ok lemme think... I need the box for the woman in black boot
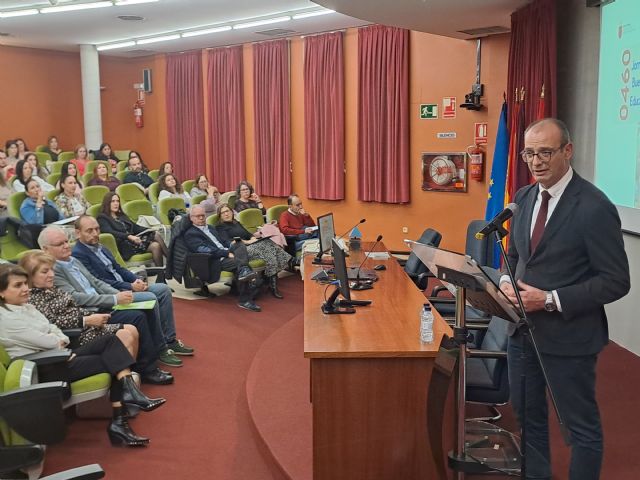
[0,264,166,448]
[216,204,291,299]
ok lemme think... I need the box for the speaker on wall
[143,69,152,93]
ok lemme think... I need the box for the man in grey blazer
[39,226,174,386]
[500,118,630,479]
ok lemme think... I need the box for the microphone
[475,203,519,239]
[336,218,366,241]
[352,234,383,290]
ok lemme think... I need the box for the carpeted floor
[42,275,304,479]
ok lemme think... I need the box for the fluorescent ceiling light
[292,10,335,20]
[41,2,113,14]
[233,16,291,30]
[114,0,159,5]
[136,34,180,45]
[0,9,39,18]
[97,40,136,51]
[182,26,232,38]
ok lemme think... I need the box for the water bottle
[420,303,434,344]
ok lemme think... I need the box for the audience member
[13,159,54,193]
[89,162,120,191]
[279,194,317,251]
[73,215,194,358]
[128,150,149,173]
[216,203,292,299]
[185,205,260,312]
[93,142,119,173]
[43,135,62,162]
[159,161,173,176]
[190,174,221,215]
[20,178,63,225]
[0,263,165,447]
[234,180,265,214]
[57,161,83,194]
[0,167,13,218]
[25,151,49,178]
[158,173,191,208]
[40,226,175,384]
[124,155,154,195]
[71,144,90,175]
[5,140,19,167]
[15,138,27,160]
[97,192,167,267]
[55,174,90,218]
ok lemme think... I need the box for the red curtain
[357,25,410,203]
[253,39,291,197]
[207,46,246,192]
[304,32,345,200]
[506,0,557,195]
[166,51,206,181]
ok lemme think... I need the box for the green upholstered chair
[116,160,128,172]
[48,162,64,174]
[148,169,159,181]
[114,150,130,161]
[148,182,160,204]
[46,190,59,202]
[115,183,146,204]
[57,151,74,163]
[86,204,102,218]
[7,192,26,219]
[115,171,127,182]
[122,199,154,223]
[99,232,152,268]
[157,197,185,225]
[181,180,195,195]
[266,204,289,224]
[206,214,219,226]
[219,191,236,210]
[237,208,264,234]
[34,144,47,153]
[34,151,52,168]
[46,173,60,186]
[0,222,29,262]
[191,193,206,205]
[82,185,109,206]
[82,172,94,185]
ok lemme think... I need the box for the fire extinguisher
[467,144,484,181]
[134,101,144,128]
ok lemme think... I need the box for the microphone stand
[493,229,569,479]
[351,235,382,291]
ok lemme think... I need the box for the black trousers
[219,242,252,303]
[39,335,133,402]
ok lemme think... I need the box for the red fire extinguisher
[134,101,144,128]
[467,145,484,181]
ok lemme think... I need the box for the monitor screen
[331,237,351,301]
[317,213,336,254]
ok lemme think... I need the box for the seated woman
[5,140,19,165]
[190,174,221,215]
[0,263,165,447]
[13,159,54,193]
[158,161,173,176]
[216,203,292,299]
[88,162,120,191]
[97,192,168,267]
[15,138,28,160]
[55,174,90,218]
[25,151,49,178]
[93,142,119,173]
[0,169,14,218]
[234,180,265,214]
[128,150,149,173]
[71,144,90,176]
[20,178,63,224]
[56,161,83,194]
[43,135,62,162]
[158,173,191,208]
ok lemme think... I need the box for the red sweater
[279,209,315,235]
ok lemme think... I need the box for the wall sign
[443,97,457,119]
[474,122,488,145]
[437,132,457,139]
[420,104,438,119]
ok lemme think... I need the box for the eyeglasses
[520,145,565,163]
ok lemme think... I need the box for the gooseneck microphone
[475,203,519,239]
[354,234,383,283]
[335,218,366,241]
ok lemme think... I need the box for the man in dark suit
[184,205,260,312]
[500,118,630,480]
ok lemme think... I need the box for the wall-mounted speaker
[143,68,152,93]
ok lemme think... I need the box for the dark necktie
[530,190,551,254]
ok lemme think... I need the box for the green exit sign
[420,104,438,119]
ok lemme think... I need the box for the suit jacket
[506,172,630,356]
[53,259,119,309]
[184,224,231,259]
[72,241,138,291]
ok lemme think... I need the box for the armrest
[62,329,82,339]
[19,349,71,366]
[467,349,507,359]
[41,464,105,480]
[0,445,44,474]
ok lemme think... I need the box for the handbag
[136,214,169,244]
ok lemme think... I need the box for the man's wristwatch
[544,291,557,312]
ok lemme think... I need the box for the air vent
[255,28,297,37]
[123,49,156,57]
[117,15,145,21]
[0,32,11,37]
[457,26,510,37]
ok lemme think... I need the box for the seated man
[279,194,317,251]
[184,205,261,312]
[123,155,154,196]
[39,225,174,385]
[72,215,194,364]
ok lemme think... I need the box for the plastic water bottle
[420,304,434,344]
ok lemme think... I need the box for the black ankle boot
[269,276,283,299]
[108,407,149,447]
[121,374,166,412]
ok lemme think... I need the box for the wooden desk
[304,242,454,480]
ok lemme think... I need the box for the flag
[485,101,509,269]
[506,88,529,202]
[537,84,546,120]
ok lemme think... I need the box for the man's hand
[228,252,235,258]
[304,227,314,234]
[299,207,307,215]
[131,279,148,292]
[502,280,546,312]
[84,313,110,327]
[116,291,134,304]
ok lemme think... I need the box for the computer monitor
[317,213,335,255]
[331,237,350,301]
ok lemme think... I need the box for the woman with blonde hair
[71,144,90,175]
